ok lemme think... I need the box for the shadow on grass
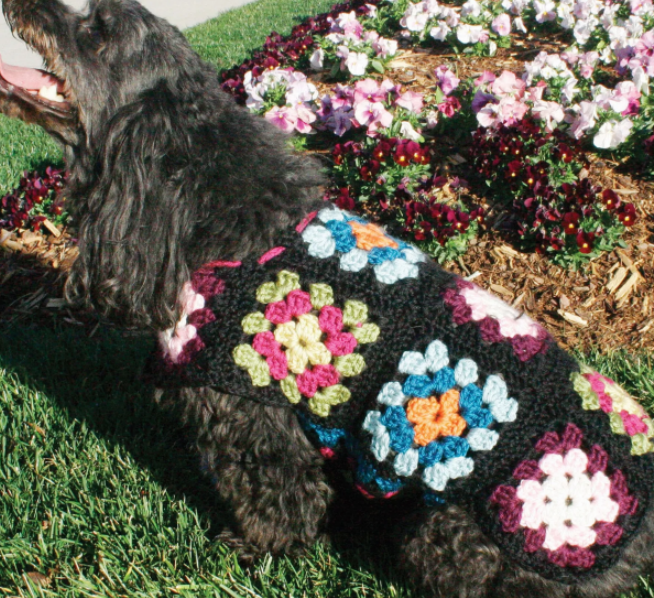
[0,317,413,591]
[0,322,231,536]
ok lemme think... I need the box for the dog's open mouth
[0,53,72,114]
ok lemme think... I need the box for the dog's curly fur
[2,1,653,595]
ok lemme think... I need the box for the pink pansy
[492,13,512,36]
[354,100,389,127]
[456,23,486,44]
[395,90,425,113]
[435,65,460,95]
[491,71,525,98]
[399,2,430,32]
[294,105,317,134]
[615,80,641,102]
[476,102,502,127]
[362,103,394,134]
[568,100,598,139]
[534,0,556,21]
[429,22,451,41]
[380,79,400,96]
[525,82,546,103]
[532,100,565,131]
[353,79,386,104]
[335,11,363,40]
[373,36,398,58]
[461,0,482,17]
[265,106,297,133]
[562,47,581,65]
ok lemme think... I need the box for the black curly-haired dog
[2,1,654,596]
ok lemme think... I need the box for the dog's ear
[66,81,193,329]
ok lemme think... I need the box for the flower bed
[218,0,651,265]
[3,0,652,264]
[1,167,67,233]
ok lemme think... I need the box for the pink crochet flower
[234,272,381,417]
[490,424,637,569]
[319,305,358,356]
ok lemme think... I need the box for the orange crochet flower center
[349,221,399,251]
[406,389,467,446]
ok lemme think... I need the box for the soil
[1,35,652,353]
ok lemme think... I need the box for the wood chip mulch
[1,37,652,354]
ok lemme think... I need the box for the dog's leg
[397,505,504,598]
[159,386,333,562]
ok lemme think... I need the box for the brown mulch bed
[1,39,652,354]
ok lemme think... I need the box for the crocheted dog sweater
[148,206,654,583]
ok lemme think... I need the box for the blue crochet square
[324,219,356,253]
[431,367,456,394]
[403,375,434,398]
[419,442,444,466]
[367,246,403,264]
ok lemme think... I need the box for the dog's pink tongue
[0,54,62,91]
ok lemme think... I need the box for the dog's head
[2,0,202,149]
[1,0,324,329]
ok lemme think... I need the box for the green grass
[0,0,653,596]
[0,325,413,597]
[0,117,61,192]
[0,326,652,597]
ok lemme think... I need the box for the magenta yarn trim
[295,210,318,233]
[442,279,550,362]
[258,246,287,264]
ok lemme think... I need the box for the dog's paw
[214,529,262,565]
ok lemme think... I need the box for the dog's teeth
[38,85,65,103]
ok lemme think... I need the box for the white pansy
[593,119,633,149]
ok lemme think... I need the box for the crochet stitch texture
[148,206,654,583]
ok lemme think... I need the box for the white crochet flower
[516,448,619,550]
